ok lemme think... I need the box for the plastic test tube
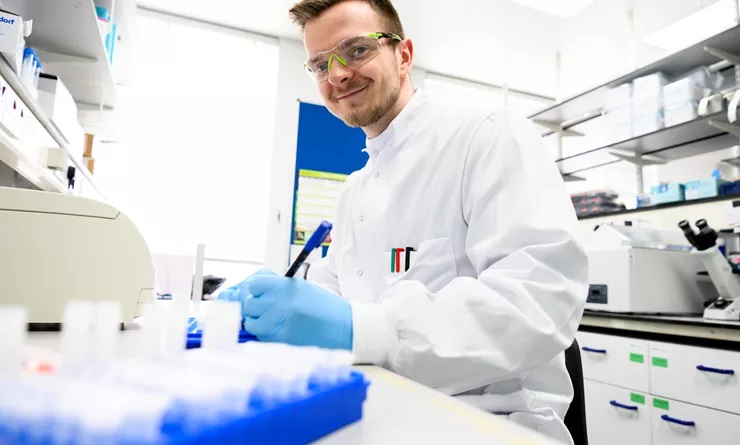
[60,301,95,372]
[138,303,163,360]
[138,301,189,358]
[163,299,189,355]
[201,300,241,351]
[89,301,122,362]
[0,306,28,377]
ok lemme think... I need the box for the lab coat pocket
[385,237,457,292]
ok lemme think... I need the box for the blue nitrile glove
[241,274,352,351]
[217,269,276,324]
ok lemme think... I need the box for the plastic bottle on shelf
[33,57,42,90]
[20,48,39,97]
[20,48,35,83]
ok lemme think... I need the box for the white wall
[264,38,322,272]
[264,38,427,271]
[556,0,730,99]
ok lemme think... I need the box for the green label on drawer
[630,353,645,364]
[630,393,645,404]
[652,357,668,368]
[653,398,670,410]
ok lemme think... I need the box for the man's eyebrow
[308,54,323,65]
[307,37,362,64]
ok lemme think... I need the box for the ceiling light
[506,0,596,18]
[644,0,738,51]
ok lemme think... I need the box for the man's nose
[328,60,353,86]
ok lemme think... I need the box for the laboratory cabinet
[651,396,740,445]
[577,331,650,392]
[577,330,740,445]
[649,341,740,416]
[584,380,652,445]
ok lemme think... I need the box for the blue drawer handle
[697,365,735,375]
[661,414,695,427]
[609,400,638,411]
[581,347,607,354]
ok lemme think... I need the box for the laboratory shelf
[9,0,118,108]
[557,111,739,175]
[530,24,740,130]
[0,54,102,198]
[0,120,66,193]
[577,191,740,221]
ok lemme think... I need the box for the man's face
[303,1,402,128]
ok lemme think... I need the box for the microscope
[679,219,740,321]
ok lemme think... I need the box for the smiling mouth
[337,85,368,100]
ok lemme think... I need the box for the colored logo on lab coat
[390,247,415,273]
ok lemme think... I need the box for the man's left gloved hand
[241,270,353,351]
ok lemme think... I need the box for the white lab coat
[308,88,588,444]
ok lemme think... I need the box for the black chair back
[564,338,588,445]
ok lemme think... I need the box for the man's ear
[398,38,414,77]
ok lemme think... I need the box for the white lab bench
[25,328,559,445]
[577,312,740,445]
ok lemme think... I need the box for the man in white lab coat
[219,0,588,442]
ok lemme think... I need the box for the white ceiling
[135,0,728,98]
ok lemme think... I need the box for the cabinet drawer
[584,380,651,445]
[650,342,740,414]
[651,396,740,444]
[577,331,650,392]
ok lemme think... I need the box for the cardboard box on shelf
[0,10,25,74]
[632,72,668,98]
[649,182,685,204]
[684,178,722,200]
[37,74,80,144]
[663,67,713,108]
[0,88,25,139]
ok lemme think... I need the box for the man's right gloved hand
[217,269,277,324]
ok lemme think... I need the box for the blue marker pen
[285,221,333,277]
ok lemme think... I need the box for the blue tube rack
[185,317,257,349]
[0,371,369,445]
[163,371,369,445]
[178,320,369,444]
[186,330,257,349]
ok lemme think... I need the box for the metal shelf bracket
[729,90,740,123]
[608,150,668,166]
[34,48,97,65]
[534,120,584,159]
[608,149,667,196]
[708,120,740,138]
[561,173,586,182]
[704,46,740,87]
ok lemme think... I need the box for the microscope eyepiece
[679,220,698,248]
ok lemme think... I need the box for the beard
[340,69,401,128]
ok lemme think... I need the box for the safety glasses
[304,32,403,83]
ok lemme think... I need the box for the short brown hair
[289,0,405,39]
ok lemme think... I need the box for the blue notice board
[291,102,368,249]
[295,102,367,175]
